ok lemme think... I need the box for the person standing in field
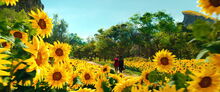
[114,57,119,73]
[119,56,124,73]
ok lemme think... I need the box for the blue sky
[42,0,201,39]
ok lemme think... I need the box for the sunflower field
[1,0,220,92]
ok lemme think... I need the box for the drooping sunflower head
[101,65,110,73]
[141,69,152,85]
[95,77,109,92]
[23,36,49,70]
[153,49,176,71]
[113,78,138,92]
[80,70,95,85]
[0,39,11,49]
[29,9,53,38]
[108,74,121,83]
[10,30,28,43]
[50,41,71,62]
[68,72,78,87]
[198,0,220,15]
[209,54,220,70]
[1,0,19,6]
[45,64,69,89]
[188,70,220,92]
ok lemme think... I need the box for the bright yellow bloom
[108,74,122,83]
[0,39,11,49]
[23,36,49,72]
[154,84,184,92]
[101,65,110,74]
[141,69,152,85]
[50,41,71,63]
[0,48,10,76]
[80,69,95,85]
[188,69,220,92]
[95,77,109,92]
[131,84,150,92]
[29,9,53,38]
[198,0,220,15]
[45,64,69,89]
[153,49,175,72]
[113,77,139,92]
[209,54,220,70]
[1,0,19,6]
[68,72,81,89]
[10,30,28,43]
[71,88,95,92]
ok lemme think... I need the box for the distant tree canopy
[45,11,203,60]
[73,11,202,60]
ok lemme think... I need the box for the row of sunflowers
[0,0,220,92]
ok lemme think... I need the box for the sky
[42,0,201,39]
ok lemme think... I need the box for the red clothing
[114,61,119,67]
[114,58,119,67]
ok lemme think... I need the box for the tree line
[46,11,203,60]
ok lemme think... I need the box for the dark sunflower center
[35,52,43,66]
[210,0,220,7]
[53,72,62,81]
[103,68,107,72]
[13,32,22,39]
[199,77,212,88]
[55,48,64,56]
[2,42,7,47]
[84,73,91,80]
[38,19,47,29]
[160,57,169,65]
[145,73,149,80]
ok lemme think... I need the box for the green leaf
[206,41,220,53]
[173,72,187,89]
[196,49,209,59]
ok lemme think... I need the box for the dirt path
[87,61,138,77]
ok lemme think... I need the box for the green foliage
[0,8,35,37]
[173,72,187,89]
[80,11,202,60]
[190,19,220,59]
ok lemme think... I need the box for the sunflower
[68,72,81,89]
[113,77,139,92]
[0,48,10,76]
[153,49,175,72]
[209,54,220,70]
[131,84,149,92]
[23,36,49,72]
[154,84,184,92]
[0,39,11,49]
[80,69,95,85]
[71,88,95,92]
[198,0,220,15]
[50,41,71,62]
[188,69,220,92]
[10,30,28,43]
[141,69,151,85]
[108,74,121,83]
[101,65,110,74]
[29,9,53,38]
[95,77,109,92]
[1,0,19,6]
[45,64,69,89]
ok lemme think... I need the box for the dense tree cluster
[46,11,203,60]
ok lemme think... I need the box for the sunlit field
[0,0,220,92]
